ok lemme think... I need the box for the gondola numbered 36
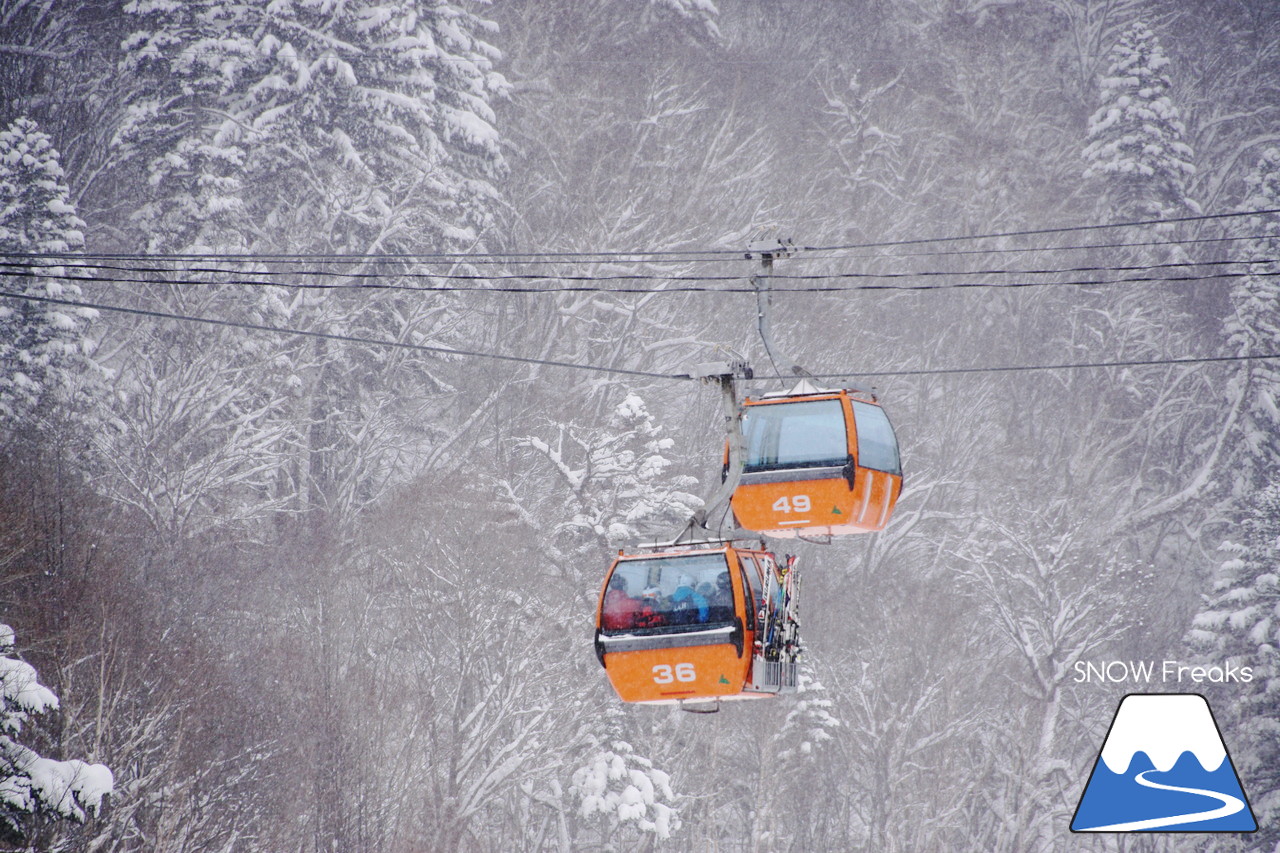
[729,381,902,538]
[594,541,800,706]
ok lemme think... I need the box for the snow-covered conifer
[569,707,682,843]
[117,0,508,254]
[0,624,112,842]
[105,0,512,532]
[514,392,703,561]
[1225,148,1280,491]
[590,393,704,547]
[1190,484,1280,842]
[1185,157,1280,853]
[776,663,841,765]
[1082,22,1199,225]
[0,116,96,426]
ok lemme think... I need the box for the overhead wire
[3,288,1279,383]
[1,258,1277,296]
[747,351,1280,381]
[2,209,1276,384]
[0,228,1267,266]
[0,231,1267,266]
[804,231,1279,263]
[0,289,681,381]
[2,207,1276,265]
[3,253,1279,279]
[803,208,1280,253]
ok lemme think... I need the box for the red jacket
[601,589,643,630]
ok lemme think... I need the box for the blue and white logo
[1072,694,1256,833]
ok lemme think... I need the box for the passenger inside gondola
[707,571,734,622]
[601,575,641,630]
[637,587,665,628]
[668,574,709,625]
[600,553,737,632]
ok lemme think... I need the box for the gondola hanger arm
[746,237,811,379]
[680,359,754,538]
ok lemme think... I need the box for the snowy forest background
[2,0,1280,850]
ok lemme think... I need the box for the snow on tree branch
[570,737,681,841]
[0,624,112,838]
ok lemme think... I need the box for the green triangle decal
[719,675,730,684]
[831,506,843,515]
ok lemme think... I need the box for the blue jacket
[670,585,709,623]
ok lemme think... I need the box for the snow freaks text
[1073,661,1254,684]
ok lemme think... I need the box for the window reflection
[743,399,848,471]
[851,401,901,475]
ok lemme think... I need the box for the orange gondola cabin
[594,542,799,706]
[730,384,902,538]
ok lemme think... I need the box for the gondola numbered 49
[730,382,902,538]
[594,541,800,706]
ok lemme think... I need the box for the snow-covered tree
[1083,21,1199,226]
[1225,148,1280,492]
[956,510,1138,851]
[1182,150,1280,853]
[776,664,840,767]
[0,1,90,123]
[1190,483,1280,848]
[0,623,112,843]
[569,705,682,846]
[1183,156,1280,853]
[1043,0,1150,97]
[98,0,515,542]
[116,0,508,255]
[510,392,703,564]
[0,116,96,426]
[750,662,842,851]
[94,329,298,542]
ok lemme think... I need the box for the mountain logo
[1071,693,1256,833]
